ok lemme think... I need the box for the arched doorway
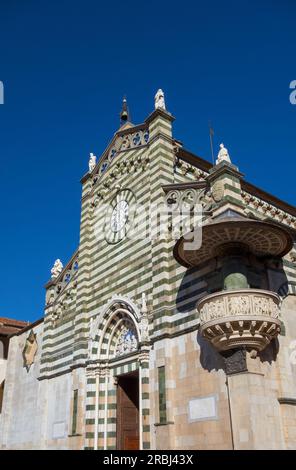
[87,296,150,450]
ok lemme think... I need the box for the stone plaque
[52,421,66,439]
[188,395,217,422]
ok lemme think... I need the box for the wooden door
[116,373,139,450]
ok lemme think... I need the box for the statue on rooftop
[88,152,97,172]
[51,259,63,279]
[154,89,166,110]
[216,143,231,165]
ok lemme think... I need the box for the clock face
[105,189,136,244]
[110,200,129,232]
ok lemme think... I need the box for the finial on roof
[216,143,231,165]
[120,96,130,124]
[154,89,166,110]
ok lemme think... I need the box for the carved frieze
[198,289,281,352]
[165,186,214,213]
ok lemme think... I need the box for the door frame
[116,370,141,450]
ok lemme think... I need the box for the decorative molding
[241,191,296,229]
[164,185,214,214]
[90,154,150,205]
[175,218,293,268]
[89,128,150,185]
[198,289,281,352]
[174,156,209,181]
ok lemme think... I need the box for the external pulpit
[174,216,293,355]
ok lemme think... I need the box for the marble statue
[51,259,63,279]
[216,143,231,165]
[88,152,97,172]
[139,293,149,342]
[155,89,166,110]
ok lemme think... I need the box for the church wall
[0,321,87,450]
[149,331,233,450]
[147,292,296,450]
[0,323,46,449]
[274,295,296,449]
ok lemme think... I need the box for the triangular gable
[90,122,150,182]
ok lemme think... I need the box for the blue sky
[0,0,295,322]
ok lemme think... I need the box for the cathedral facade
[0,92,296,450]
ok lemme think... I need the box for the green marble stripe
[43,324,88,341]
[149,121,172,134]
[86,405,95,410]
[152,313,197,333]
[87,378,96,384]
[72,259,152,295]
[74,242,206,281]
[40,353,87,371]
[106,403,116,409]
[224,183,242,195]
[211,173,240,184]
[85,419,95,425]
[40,349,73,364]
[39,359,73,373]
[79,237,152,269]
[223,195,245,207]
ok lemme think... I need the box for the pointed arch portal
[87,296,150,450]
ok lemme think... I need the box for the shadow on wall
[196,332,225,372]
[197,330,280,374]
[175,261,216,314]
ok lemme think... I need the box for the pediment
[90,123,150,183]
